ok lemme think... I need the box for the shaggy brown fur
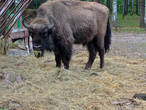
[23,0,111,69]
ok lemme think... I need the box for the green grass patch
[111,14,146,33]
[9,42,18,49]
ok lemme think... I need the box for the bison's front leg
[59,44,72,69]
[54,51,61,68]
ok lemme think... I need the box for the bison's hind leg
[85,41,97,69]
[98,48,105,68]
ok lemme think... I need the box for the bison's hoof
[85,66,91,70]
[64,66,69,70]
[56,65,61,68]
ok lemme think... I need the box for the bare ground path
[109,32,146,59]
[73,32,146,59]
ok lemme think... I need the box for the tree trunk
[123,0,129,17]
[136,0,139,15]
[140,0,145,27]
[113,0,118,30]
[107,0,111,10]
[144,0,146,27]
[130,0,134,15]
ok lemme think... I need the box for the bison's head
[23,16,56,58]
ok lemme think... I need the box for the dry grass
[0,45,146,110]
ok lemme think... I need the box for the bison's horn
[49,16,56,28]
[22,16,31,29]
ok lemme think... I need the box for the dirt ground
[110,32,146,59]
[0,32,146,110]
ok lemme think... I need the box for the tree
[130,0,134,15]
[123,0,129,17]
[107,0,111,10]
[113,0,118,30]
[136,0,139,15]
[140,0,145,27]
[144,0,146,28]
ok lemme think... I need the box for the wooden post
[0,0,9,55]
[3,36,8,55]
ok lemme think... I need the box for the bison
[23,0,111,69]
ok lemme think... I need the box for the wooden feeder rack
[0,0,32,54]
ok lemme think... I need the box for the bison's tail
[104,18,111,53]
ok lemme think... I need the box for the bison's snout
[33,45,44,58]
[34,50,44,58]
